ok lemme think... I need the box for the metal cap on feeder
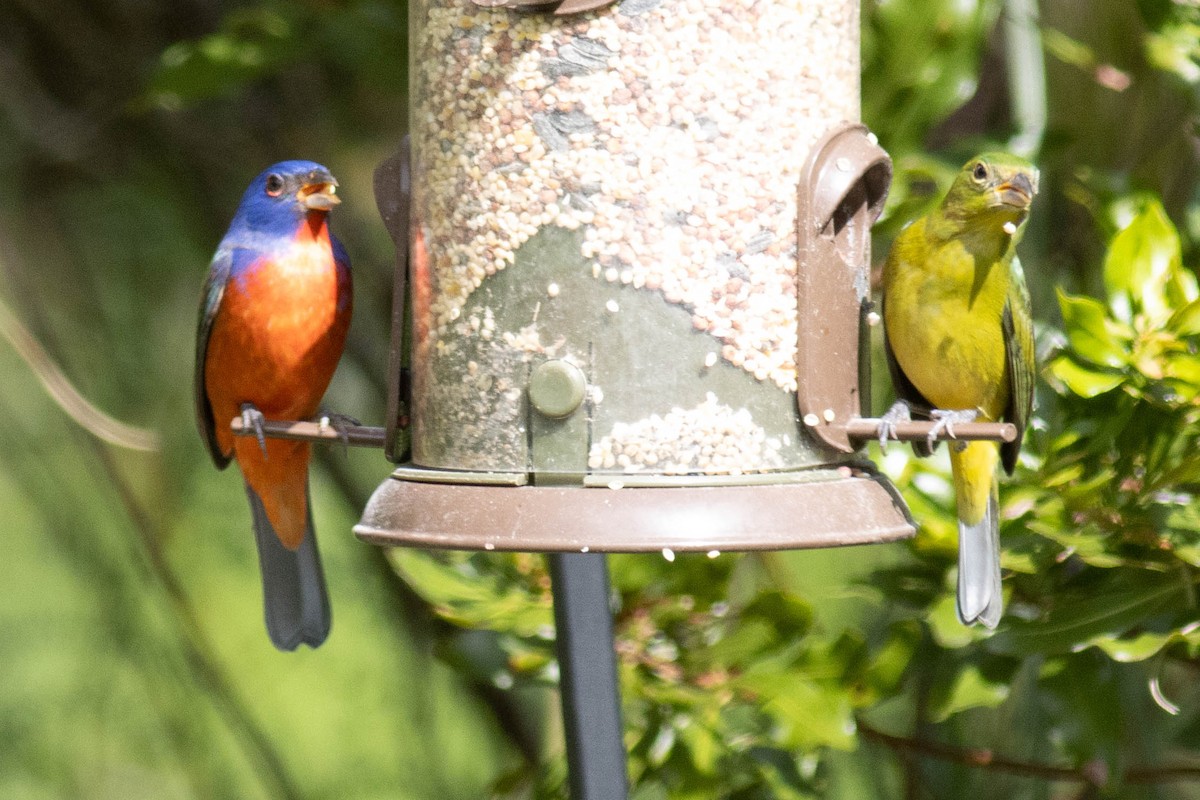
[354,0,924,553]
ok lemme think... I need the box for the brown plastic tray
[353,468,915,553]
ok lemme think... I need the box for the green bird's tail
[951,441,1003,628]
[956,488,1002,627]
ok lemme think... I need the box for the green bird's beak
[994,172,1035,210]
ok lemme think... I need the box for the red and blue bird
[194,161,352,650]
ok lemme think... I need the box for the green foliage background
[4,0,1200,798]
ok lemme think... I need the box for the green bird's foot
[877,399,914,452]
[240,403,268,459]
[927,408,979,448]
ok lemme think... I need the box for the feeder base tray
[354,467,915,553]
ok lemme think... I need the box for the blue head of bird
[231,160,341,236]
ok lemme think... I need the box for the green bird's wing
[1000,256,1035,475]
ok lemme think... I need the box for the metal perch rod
[230,417,1014,449]
[844,418,1018,444]
[230,417,387,448]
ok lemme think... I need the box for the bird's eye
[972,162,989,182]
[265,174,285,197]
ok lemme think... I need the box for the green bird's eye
[972,162,989,182]
[265,174,285,197]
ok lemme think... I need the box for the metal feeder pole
[549,553,629,800]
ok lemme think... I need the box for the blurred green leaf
[989,571,1188,656]
[389,550,553,637]
[1057,288,1132,367]
[144,8,302,105]
[1146,25,1200,84]
[738,672,855,751]
[1166,297,1200,335]
[1045,355,1125,397]
[1103,198,1195,325]
[1041,26,1098,71]
[928,663,1010,722]
[1090,630,1174,662]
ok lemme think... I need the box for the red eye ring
[265,174,285,197]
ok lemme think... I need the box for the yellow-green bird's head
[940,152,1039,232]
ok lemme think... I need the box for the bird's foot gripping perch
[926,408,979,448]
[241,403,268,458]
[877,399,914,452]
[317,411,362,451]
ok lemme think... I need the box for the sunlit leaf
[739,672,856,750]
[1166,298,1200,335]
[143,8,303,105]
[1046,355,1125,397]
[676,719,721,775]
[928,663,1010,722]
[1146,26,1200,84]
[389,550,553,637]
[1057,288,1132,367]
[1091,630,1174,662]
[926,593,978,650]
[989,571,1188,656]
[1103,198,1194,325]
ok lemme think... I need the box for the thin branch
[1126,766,1200,785]
[87,440,306,800]
[858,720,1098,785]
[860,720,1200,787]
[0,295,159,451]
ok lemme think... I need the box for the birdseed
[410,0,859,474]
[586,393,785,475]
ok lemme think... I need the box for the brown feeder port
[342,0,1014,554]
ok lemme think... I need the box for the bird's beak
[995,172,1036,209]
[300,180,341,211]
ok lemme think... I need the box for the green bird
[881,152,1037,628]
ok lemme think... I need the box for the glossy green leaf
[1046,355,1125,397]
[928,664,1010,722]
[1103,198,1194,325]
[926,593,979,650]
[1057,288,1132,367]
[144,9,302,104]
[1090,630,1174,662]
[1166,298,1200,335]
[989,571,1188,656]
[389,550,553,637]
[744,674,856,750]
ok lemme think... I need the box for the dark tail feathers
[245,483,331,650]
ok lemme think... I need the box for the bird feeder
[226,1,1021,796]
[355,0,923,553]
